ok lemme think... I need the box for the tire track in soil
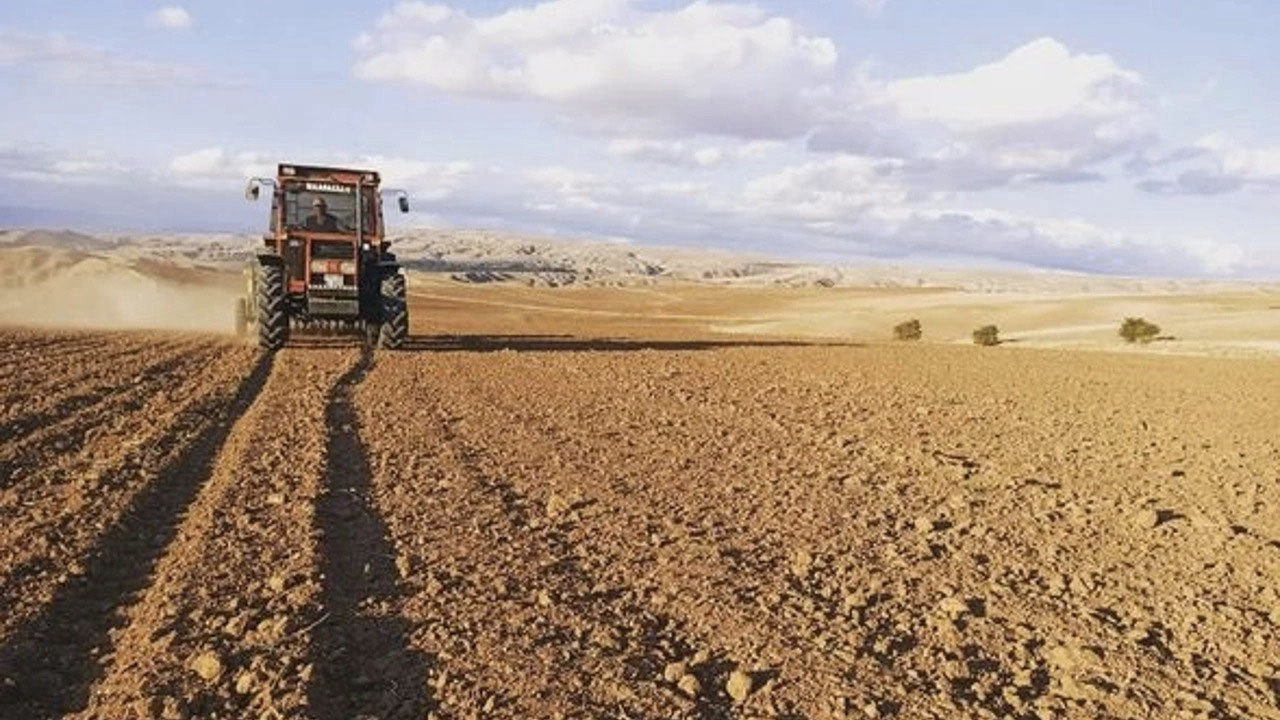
[0,342,254,616]
[0,338,198,431]
[431,391,749,718]
[0,338,217,461]
[0,335,105,376]
[452,354,849,717]
[0,351,275,719]
[307,350,432,720]
[69,348,355,720]
[0,332,122,378]
[0,331,99,357]
[433,413,710,719]
[0,333,155,395]
[358,357,708,720]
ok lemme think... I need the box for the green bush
[1119,317,1160,344]
[972,324,1000,346]
[893,319,922,341]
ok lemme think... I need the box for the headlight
[310,259,357,274]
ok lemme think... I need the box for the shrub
[972,324,1000,346]
[893,319,922,341]
[1119,317,1161,344]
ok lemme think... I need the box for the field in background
[408,276,1280,358]
[2,230,1278,358]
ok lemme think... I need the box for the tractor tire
[233,297,248,339]
[255,261,289,351]
[379,271,408,350]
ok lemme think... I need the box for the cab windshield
[282,183,376,234]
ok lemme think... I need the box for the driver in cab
[304,197,340,232]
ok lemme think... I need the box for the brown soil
[1,287,1278,720]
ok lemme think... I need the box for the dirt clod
[545,494,570,517]
[676,673,701,697]
[190,652,223,683]
[1132,508,1161,528]
[726,669,754,703]
[790,549,814,577]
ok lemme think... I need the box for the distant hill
[0,229,116,251]
[2,227,1278,294]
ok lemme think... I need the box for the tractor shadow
[399,334,859,353]
[269,334,859,353]
[0,352,276,719]
[308,349,433,719]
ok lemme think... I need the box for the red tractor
[239,163,410,350]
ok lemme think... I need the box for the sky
[1,0,1279,276]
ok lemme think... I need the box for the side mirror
[398,195,410,213]
[245,180,260,202]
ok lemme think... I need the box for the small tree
[972,324,1000,346]
[1119,317,1160,344]
[893,319,922,341]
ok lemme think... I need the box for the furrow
[0,349,274,719]
[0,337,221,455]
[71,348,356,720]
[0,341,258,627]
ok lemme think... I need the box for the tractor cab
[239,164,411,350]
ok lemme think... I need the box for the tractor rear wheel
[255,261,289,351]
[379,272,408,350]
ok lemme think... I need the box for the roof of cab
[277,163,380,182]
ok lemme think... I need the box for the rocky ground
[0,299,1278,719]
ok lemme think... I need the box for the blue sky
[1,1,1278,276]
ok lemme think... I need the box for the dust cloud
[0,246,239,333]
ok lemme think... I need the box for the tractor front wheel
[255,261,289,351]
[379,272,408,350]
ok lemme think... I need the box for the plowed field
[1,295,1278,720]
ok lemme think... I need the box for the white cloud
[1138,133,1280,195]
[4,142,1245,275]
[0,144,134,185]
[736,140,786,160]
[166,148,479,204]
[357,156,474,201]
[719,156,1242,275]
[395,150,1247,276]
[813,37,1154,189]
[169,147,272,186]
[741,155,913,220]
[0,30,218,86]
[884,38,1142,131]
[357,9,1154,192]
[148,6,193,30]
[608,138,725,168]
[1199,134,1280,183]
[607,138,786,167]
[877,207,1244,275]
[353,0,839,138]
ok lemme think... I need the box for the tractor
[238,163,410,350]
